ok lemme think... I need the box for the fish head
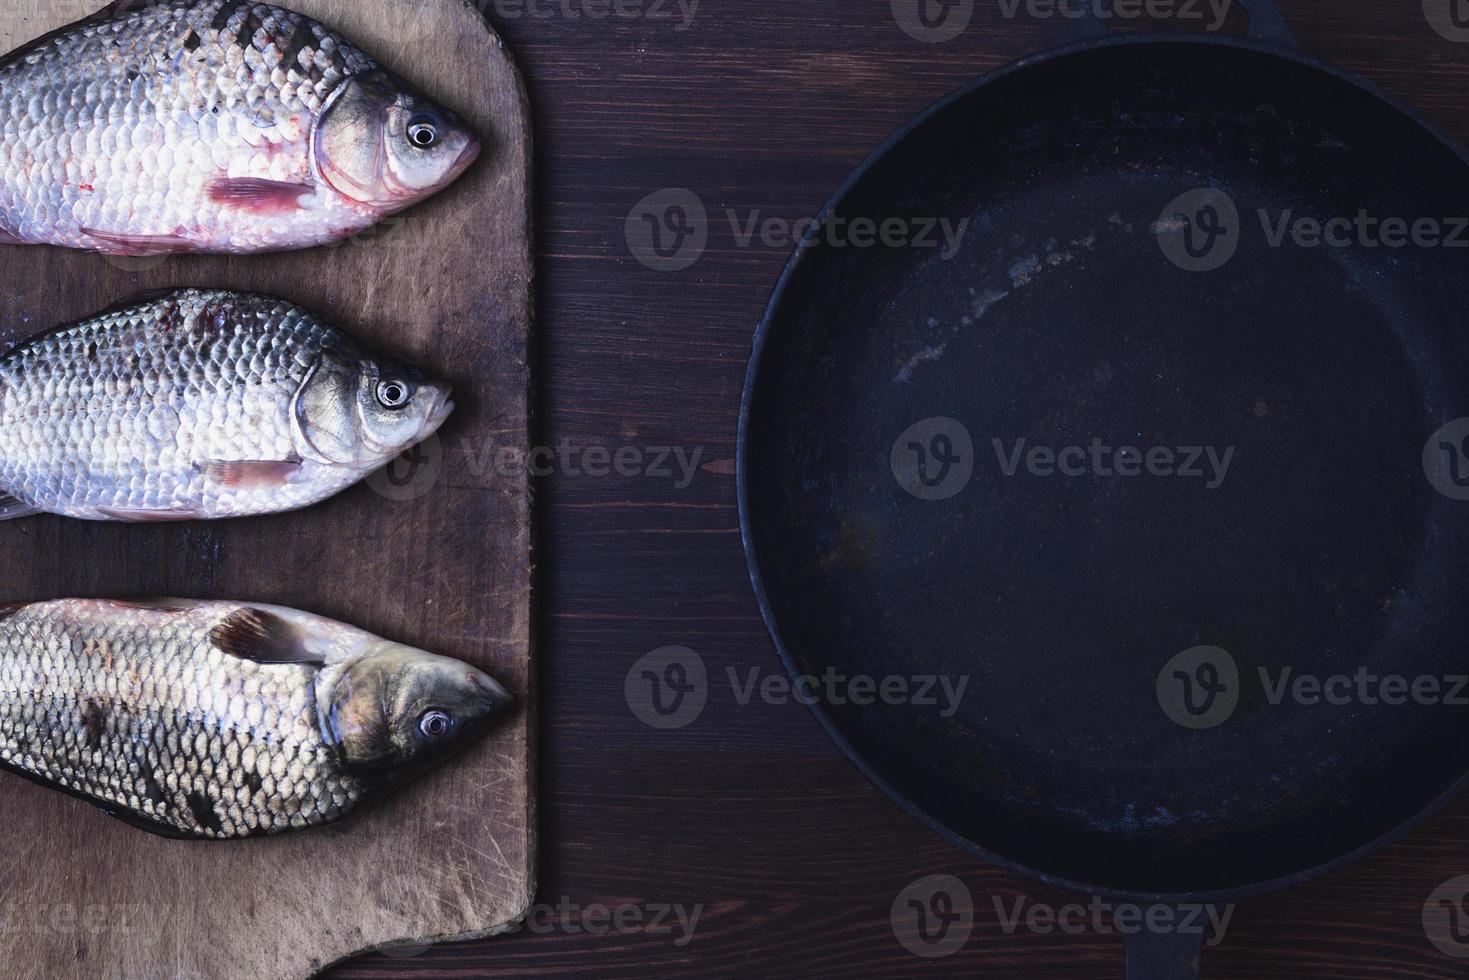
[325,643,514,780]
[314,70,481,214]
[292,349,454,470]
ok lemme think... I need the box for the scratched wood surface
[333,0,1468,978]
[0,2,533,979]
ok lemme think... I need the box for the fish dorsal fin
[210,608,322,666]
[110,598,203,612]
[97,287,190,317]
[0,2,160,74]
[92,1,158,22]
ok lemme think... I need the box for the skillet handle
[1062,0,1300,49]
[1124,925,1204,980]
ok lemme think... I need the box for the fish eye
[407,115,440,149]
[418,709,453,739]
[376,378,413,409]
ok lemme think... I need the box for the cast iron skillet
[738,2,1469,976]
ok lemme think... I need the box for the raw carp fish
[0,598,512,839]
[0,288,454,522]
[0,0,480,254]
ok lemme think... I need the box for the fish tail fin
[0,492,40,522]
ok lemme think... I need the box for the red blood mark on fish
[205,177,312,214]
[196,459,303,489]
[79,183,94,192]
[155,303,184,332]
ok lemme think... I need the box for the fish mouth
[447,136,481,186]
[422,390,455,438]
[467,669,515,724]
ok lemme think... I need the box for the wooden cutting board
[0,2,534,978]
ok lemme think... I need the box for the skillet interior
[742,39,1469,897]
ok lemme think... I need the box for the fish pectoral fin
[210,608,323,666]
[95,505,204,523]
[205,178,314,215]
[79,228,196,256]
[197,458,304,489]
[0,493,41,522]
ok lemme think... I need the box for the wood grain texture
[0,2,534,979]
[324,1,1469,978]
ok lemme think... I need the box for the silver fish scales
[0,598,511,839]
[0,0,480,254]
[0,288,453,522]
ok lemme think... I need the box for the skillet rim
[735,30,1469,904]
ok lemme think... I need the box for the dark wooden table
[330,1,1469,976]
